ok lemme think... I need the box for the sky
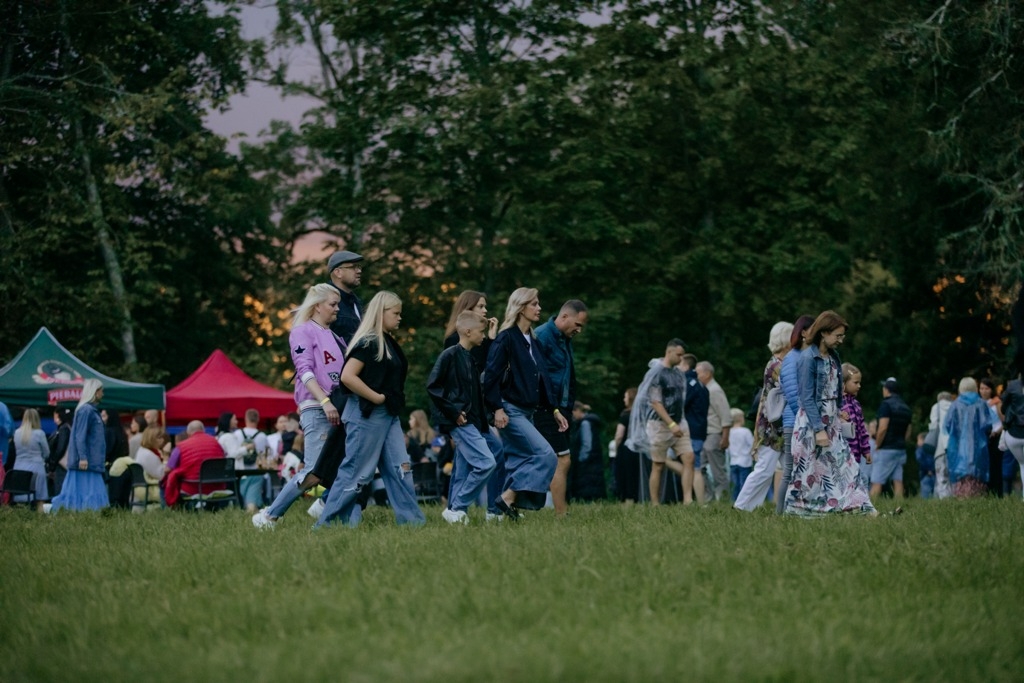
[204,3,336,265]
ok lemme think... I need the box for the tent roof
[165,349,295,424]
[0,327,165,410]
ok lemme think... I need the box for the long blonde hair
[293,283,341,325]
[18,408,40,445]
[77,378,103,412]
[499,287,538,334]
[407,409,436,445]
[350,291,402,361]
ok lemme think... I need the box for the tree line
[2,0,1021,424]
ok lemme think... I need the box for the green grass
[2,497,1023,682]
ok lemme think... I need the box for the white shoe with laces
[442,508,469,525]
[307,498,325,519]
[252,509,276,530]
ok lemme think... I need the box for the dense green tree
[0,0,283,384]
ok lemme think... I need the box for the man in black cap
[326,250,364,344]
[871,377,912,500]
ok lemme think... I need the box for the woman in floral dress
[786,311,876,517]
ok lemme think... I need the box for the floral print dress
[786,354,875,517]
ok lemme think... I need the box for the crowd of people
[3,251,1024,524]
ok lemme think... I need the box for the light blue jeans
[316,402,425,528]
[265,408,329,519]
[448,425,497,512]
[497,402,557,509]
[484,427,506,514]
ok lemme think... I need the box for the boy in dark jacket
[426,311,496,524]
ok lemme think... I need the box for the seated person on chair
[163,421,224,506]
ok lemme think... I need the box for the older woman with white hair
[944,376,994,498]
[734,321,794,512]
[785,310,876,516]
[50,379,109,511]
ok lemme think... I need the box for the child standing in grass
[427,311,496,524]
[727,408,753,502]
[841,363,872,492]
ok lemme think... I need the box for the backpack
[239,428,262,465]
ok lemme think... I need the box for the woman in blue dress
[50,379,109,511]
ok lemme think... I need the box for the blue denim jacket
[534,318,575,410]
[779,349,803,430]
[797,346,842,433]
[66,403,106,473]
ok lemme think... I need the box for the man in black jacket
[426,311,495,524]
[326,250,364,344]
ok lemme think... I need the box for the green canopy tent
[0,327,165,410]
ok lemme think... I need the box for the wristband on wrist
[320,397,331,406]
[553,409,561,416]
[668,421,677,429]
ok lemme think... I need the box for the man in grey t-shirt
[646,339,698,505]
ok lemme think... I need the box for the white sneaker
[485,512,504,522]
[252,509,276,530]
[307,498,325,519]
[42,503,52,514]
[442,508,469,525]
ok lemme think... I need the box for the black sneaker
[493,496,521,521]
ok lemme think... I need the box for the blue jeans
[316,403,425,528]
[448,425,497,512]
[497,402,557,509]
[483,428,507,514]
[919,473,935,499]
[265,408,330,519]
[731,465,752,502]
[691,438,704,469]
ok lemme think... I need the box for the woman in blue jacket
[776,315,815,514]
[483,287,566,519]
[51,379,109,511]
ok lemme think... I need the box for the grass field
[1,496,1022,682]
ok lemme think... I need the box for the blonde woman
[134,426,167,508]
[13,408,50,510]
[253,283,344,529]
[51,379,109,511]
[482,287,564,519]
[316,291,425,528]
[405,409,436,463]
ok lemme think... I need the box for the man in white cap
[326,250,364,344]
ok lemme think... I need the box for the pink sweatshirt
[290,321,345,412]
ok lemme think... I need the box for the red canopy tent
[165,350,295,426]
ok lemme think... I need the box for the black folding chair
[2,470,36,507]
[180,459,239,510]
[411,461,441,504]
[128,463,160,510]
